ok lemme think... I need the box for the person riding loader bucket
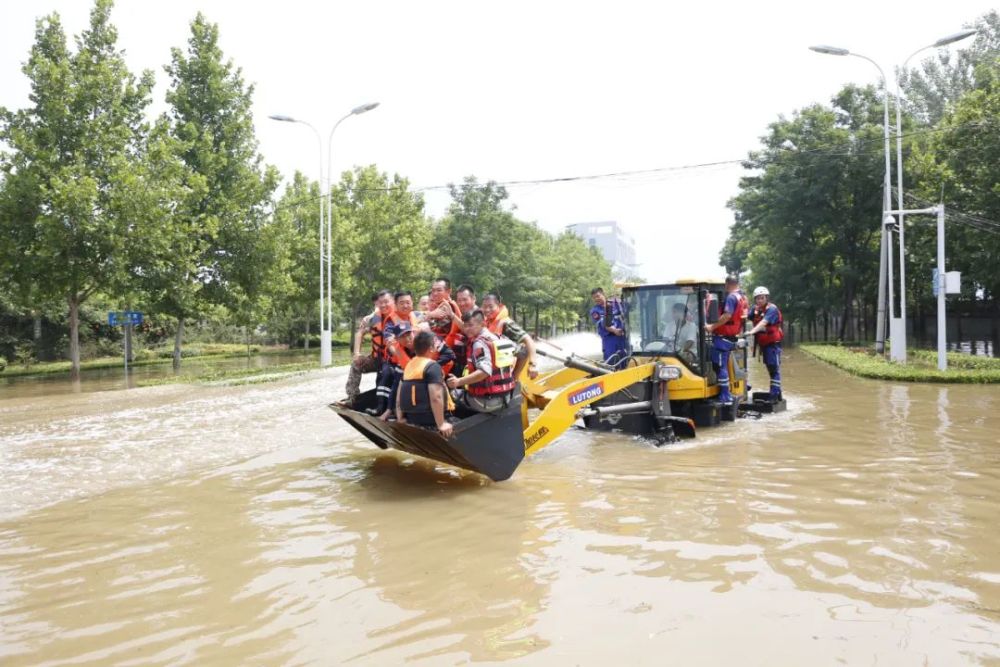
[330,281,785,481]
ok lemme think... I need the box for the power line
[899,190,1000,235]
[270,117,996,215]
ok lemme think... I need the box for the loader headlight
[656,365,681,381]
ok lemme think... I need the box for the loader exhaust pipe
[536,348,613,377]
[578,401,651,417]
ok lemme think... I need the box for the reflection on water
[2,350,1000,664]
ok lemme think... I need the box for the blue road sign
[108,311,143,326]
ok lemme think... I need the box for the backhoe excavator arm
[522,362,655,456]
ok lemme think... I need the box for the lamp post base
[889,317,907,363]
[320,329,332,367]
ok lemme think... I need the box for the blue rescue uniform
[750,302,783,400]
[710,291,746,404]
[590,298,629,369]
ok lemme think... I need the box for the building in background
[566,221,638,279]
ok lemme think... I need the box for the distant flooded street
[0,352,318,400]
[2,351,999,664]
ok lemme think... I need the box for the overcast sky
[2,1,995,284]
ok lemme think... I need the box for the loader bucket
[329,389,526,481]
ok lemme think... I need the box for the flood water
[0,352,318,400]
[1,349,999,664]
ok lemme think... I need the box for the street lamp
[809,45,894,356]
[269,101,380,367]
[324,103,380,340]
[893,29,977,360]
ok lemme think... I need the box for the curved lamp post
[270,102,380,367]
[810,30,976,361]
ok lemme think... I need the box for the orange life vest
[429,297,462,347]
[751,303,784,347]
[485,305,511,336]
[374,310,407,363]
[400,356,454,414]
[369,312,390,360]
[715,291,748,338]
[465,331,517,397]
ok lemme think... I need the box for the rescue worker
[660,301,698,363]
[446,309,517,414]
[744,286,783,401]
[374,293,417,415]
[415,294,431,323]
[425,277,462,347]
[590,287,629,369]
[450,284,477,372]
[392,290,421,327]
[481,292,539,380]
[454,284,477,316]
[396,330,455,438]
[350,293,380,365]
[704,275,747,404]
[345,290,395,407]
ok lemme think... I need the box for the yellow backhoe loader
[330,281,786,481]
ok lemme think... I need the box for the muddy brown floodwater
[1,350,999,665]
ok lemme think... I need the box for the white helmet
[753,286,770,298]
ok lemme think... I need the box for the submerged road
[1,350,999,664]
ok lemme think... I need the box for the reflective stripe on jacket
[465,331,517,397]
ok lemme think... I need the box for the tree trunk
[173,318,184,370]
[859,300,867,342]
[991,303,999,359]
[125,323,133,363]
[68,295,81,378]
[534,305,540,338]
[838,286,853,341]
[304,319,310,350]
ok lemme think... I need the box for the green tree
[901,11,1000,125]
[543,230,614,332]
[909,55,1000,345]
[269,172,321,347]
[433,178,520,295]
[333,165,431,320]
[432,177,550,316]
[724,85,886,340]
[161,12,280,366]
[0,1,157,376]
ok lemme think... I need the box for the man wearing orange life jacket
[379,320,457,421]
[396,330,455,438]
[383,290,422,366]
[704,275,747,405]
[425,277,463,348]
[374,291,423,416]
[745,286,784,401]
[481,292,539,380]
[344,290,395,407]
[449,284,477,373]
[446,309,518,414]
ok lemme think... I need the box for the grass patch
[0,344,326,378]
[134,351,352,388]
[800,344,1000,383]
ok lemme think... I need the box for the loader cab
[621,281,729,379]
